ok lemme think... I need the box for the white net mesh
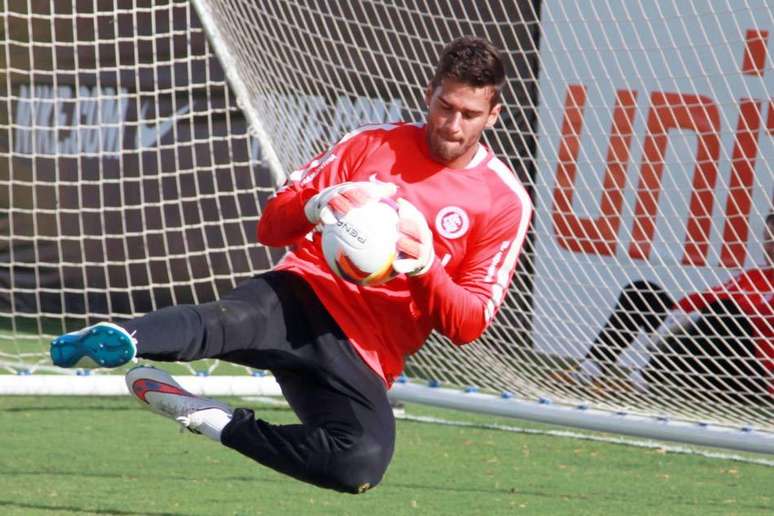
[0,0,277,374]
[192,0,774,432]
[1,1,771,436]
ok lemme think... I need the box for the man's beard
[427,131,473,164]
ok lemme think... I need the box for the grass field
[0,395,771,515]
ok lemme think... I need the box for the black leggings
[122,271,395,494]
[587,280,673,366]
[586,281,768,400]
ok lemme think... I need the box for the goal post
[0,0,772,454]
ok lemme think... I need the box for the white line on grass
[397,413,774,467]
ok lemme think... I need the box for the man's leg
[123,271,396,493]
[645,298,769,403]
[120,274,286,363]
[584,280,673,371]
[222,355,395,494]
[50,274,286,368]
[218,273,396,494]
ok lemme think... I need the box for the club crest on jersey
[435,206,469,239]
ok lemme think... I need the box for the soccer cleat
[126,366,233,436]
[50,322,137,368]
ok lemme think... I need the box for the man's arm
[256,182,318,247]
[257,131,375,247]
[406,195,532,345]
[675,271,747,314]
[406,261,489,344]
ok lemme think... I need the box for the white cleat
[126,366,233,438]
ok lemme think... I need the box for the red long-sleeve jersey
[258,122,532,385]
[677,267,774,379]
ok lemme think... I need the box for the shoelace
[175,415,198,433]
[128,330,139,363]
[156,397,210,434]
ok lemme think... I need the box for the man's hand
[632,308,701,352]
[656,308,700,338]
[393,198,435,277]
[304,181,397,226]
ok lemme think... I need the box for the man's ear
[485,102,502,128]
[424,84,435,107]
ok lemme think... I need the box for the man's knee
[313,436,393,494]
[619,280,673,311]
[323,437,392,494]
[195,298,261,350]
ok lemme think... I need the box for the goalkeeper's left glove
[304,181,397,226]
[655,308,701,338]
[630,308,701,351]
[393,198,435,277]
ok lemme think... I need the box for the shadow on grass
[1,404,137,413]
[0,465,592,499]
[0,467,591,502]
[0,499,185,516]
[0,467,277,485]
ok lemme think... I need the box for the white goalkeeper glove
[655,308,700,338]
[304,181,397,226]
[393,198,435,277]
[631,307,700,351]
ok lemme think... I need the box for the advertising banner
[532,1,773,363]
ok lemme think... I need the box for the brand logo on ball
[435,206,469,239]
[337,219,368,247]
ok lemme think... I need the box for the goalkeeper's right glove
[631,307,701,351]
[393,198,435,277]
[303,181,397,226]
[655,308,700,338]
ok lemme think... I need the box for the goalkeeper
[575,213,774,400]
[50,36,532,494]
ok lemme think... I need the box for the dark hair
[767,212,774,225]
[430,36,506,106]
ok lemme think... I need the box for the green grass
[0,397,771,515]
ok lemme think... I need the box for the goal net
[0,0,277,382]
[1,1,772,450]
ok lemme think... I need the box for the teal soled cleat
[50,322,137,368]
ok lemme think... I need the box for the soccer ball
[321,198,400,286]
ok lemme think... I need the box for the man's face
[424,79,501,168]
[764,220,774,266]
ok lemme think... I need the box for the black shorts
[123,271,395,493]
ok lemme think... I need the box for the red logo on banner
[551,28,770,268]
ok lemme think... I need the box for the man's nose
[445,112,462,133]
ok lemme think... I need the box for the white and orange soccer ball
[321,198,400,286]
